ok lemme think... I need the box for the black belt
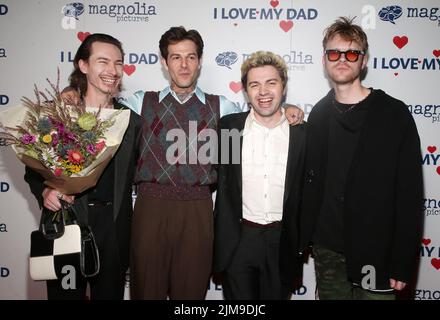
[241,218,281,229]
[88,200,113,207]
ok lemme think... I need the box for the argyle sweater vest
[136,91,220,200]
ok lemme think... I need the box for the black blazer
[213,112,305,289]
[25,105,141,271]
[300,89,423,289]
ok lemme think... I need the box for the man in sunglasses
[300,17,423,299]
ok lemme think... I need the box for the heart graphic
[437,166,440,175]
[422,238,431,246]
[394,72,398,76]
[279,20,293,32]
[433,50,440,58]
[427,146,437,153]
[229,81,243,93]
[431,258,440,270]
[123,64,136,76]
[77,31,91,42]
[270,0,279,8]
[393,36,408,49]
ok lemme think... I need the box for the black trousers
[222,223,289,300]
[46,205,127,300]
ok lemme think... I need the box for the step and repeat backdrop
[0,0,439,300]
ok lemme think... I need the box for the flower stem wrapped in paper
[0,73,130,195]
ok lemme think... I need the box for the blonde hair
[241,51,288,91]
[323,16,369,52]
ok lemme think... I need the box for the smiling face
[246,65,285,125]
[323,34,368,86]
[78,41,123,98]
[162,39,201,94]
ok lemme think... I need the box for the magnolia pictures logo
[408,103,440,123]
[423,198,440,217]
[63,2,85,19]
[378,4,440,27]
[378,5,403,24]
[61,2,157,29]
[61,2,84,29]
[216,52,238,69]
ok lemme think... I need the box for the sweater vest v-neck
[135,91,220,200]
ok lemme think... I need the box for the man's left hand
[285,104,304,125]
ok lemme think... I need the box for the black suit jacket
[300,89,423,289]
[25,104,141,271]
[213,112,305,288]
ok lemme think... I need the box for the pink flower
[54,168,63,177]
[67,150,84,164]
[21,133,36,144]
[95,140,106,152]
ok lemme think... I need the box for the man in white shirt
[213,51,306,299]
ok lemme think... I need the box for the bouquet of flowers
[0,73,130,194]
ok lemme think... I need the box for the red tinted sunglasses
[325,49,365,62]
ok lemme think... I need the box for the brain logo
[62,3,85,19]
[378,5,403,24]
[215,51,238,69]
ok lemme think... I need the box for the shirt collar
[243,108,288,136]
[159,86,206,104]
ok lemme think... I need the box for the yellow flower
[42,134,52,143]
[66,164,82,174]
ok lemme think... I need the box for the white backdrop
[0,0,439,300]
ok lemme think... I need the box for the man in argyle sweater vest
[136,90,219,199]
[129,27,226,300]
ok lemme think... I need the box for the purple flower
[56,123,65,135]
[64,131,76,142]
[86,144,96,155]
[51,133,59,147]
[21,133,36,145]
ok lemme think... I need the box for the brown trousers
[130,195,213,299]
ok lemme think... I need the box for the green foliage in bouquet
[1,71,119,177]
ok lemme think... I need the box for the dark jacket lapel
[283,124,306,207]
[231,113,248,197]
[113,104,134,220]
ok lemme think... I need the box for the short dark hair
[159,26,204,60]
[69,33,124,96]
[323,16,369,53]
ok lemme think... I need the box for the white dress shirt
[242,108,290,224]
